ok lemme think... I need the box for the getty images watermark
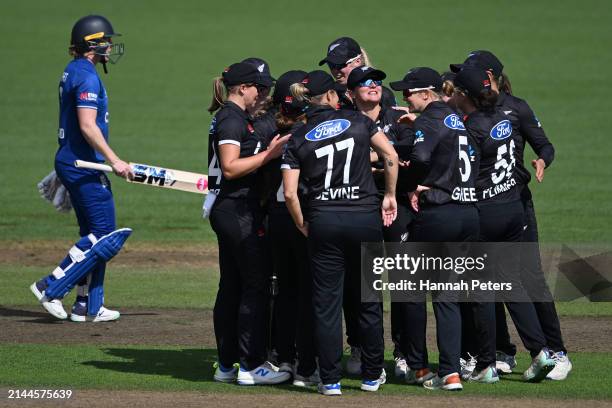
[360,243,612,303]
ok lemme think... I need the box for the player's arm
[77,108,134,179]
[282,168,307,236]
[517,99,554,182]
[218,134,289,180]
[371,131,398,226]
[407,119,439,185]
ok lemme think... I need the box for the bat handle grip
[74,160,113,173]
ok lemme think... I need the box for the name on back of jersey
[316,186,360,201]
[305,119,351,141]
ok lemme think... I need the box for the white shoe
[460,353,477,380]
[213,363,238,383]
[423,372,463,391]
[469,364,499,383]
[496,351,517,374]
[546,352,572,381]
[30,282,67,320]
[524,348,555,382]
[293,370,320,387]
[405,367,435,385]
[345,347,361,375]
[92,306,120,322]
[361,368,386,392]
[394,357,408,378]
[278,362,294,376]
[317,382,341,396]
[237,361,291,385]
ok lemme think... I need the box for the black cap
[454,67,492,98]
[441,71,456,83]
[222,62,270,87]
[318,37,361,66]
[389,67,442,92]
[273,70,308,112]
[450,50,504,77]
[302,70,336,96]
[242,57,275,87]
[346,66,386,90]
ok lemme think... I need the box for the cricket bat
[74,160,209,194]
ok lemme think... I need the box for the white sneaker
[460,353,477,380]
[293,370,320,387]
[546,352,572,381]
[423,372,463,391]
[213,363,238,383]
[394,357,408,378]
[524,348,555,382]
[317,382,341,396]
[345,347,361,375]
[92,306,120,322]
[278,362,294,376]
[361,368,386,392]
[31,282,67,320]
[469,364,500,384]
[496,351,517,374]
[237,361,291,385]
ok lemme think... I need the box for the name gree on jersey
[451,186,477,202]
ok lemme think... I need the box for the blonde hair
[359,47,373,67]
[289,83,330,106]
[207,77,241,114]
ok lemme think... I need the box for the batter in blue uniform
[30,15,133,322]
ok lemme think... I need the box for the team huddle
[31,15,571,397]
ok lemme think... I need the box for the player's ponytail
[290,83,311,104]
[208,77,226,114]
[360,47,372,67]
[498,73,513,95]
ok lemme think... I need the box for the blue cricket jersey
[55,58,109,164]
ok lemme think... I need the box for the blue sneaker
[318,382,341,396]
[237,361,291,385]
[361,368,386,392]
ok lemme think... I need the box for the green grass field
[1,0,611,404]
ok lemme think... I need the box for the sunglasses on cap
[327,54,362,70]
[358,79,382,88]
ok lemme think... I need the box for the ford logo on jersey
[444,114,466,130]
[305,119,351,141]
[490,120,513,140]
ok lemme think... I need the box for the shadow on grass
[0,306,64,324]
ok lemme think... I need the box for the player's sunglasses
[358,79,383,88]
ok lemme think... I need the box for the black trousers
[398,203,478,377]
[496,189,567,355]
[479,199,547,359]
[210,198,268,370]
[269,211,317,376]
[383,201,415,359]
[309,210,384,384]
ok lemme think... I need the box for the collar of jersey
[73,57,97,73]
[305,105,335,119]
[224,101,249,120]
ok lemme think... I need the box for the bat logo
[197,177,208,191]
[132,164,176,187]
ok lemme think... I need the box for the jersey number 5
[491,140,516,184]
[315,138,355,189]
[458,135,472,183]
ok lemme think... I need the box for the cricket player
[281,70,398,395]
[30,15,133,322]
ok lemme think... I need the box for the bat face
[132,164,175,187]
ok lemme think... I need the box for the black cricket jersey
[465,108,521,203]
[367,106,417,195]
[401,101,478,205]
[496,92,554,186]
[207,101,263,199]
[282,106,380,214]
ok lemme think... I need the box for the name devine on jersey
[489,120,512,140]
[305,119,351,141]
[316,186,360,201]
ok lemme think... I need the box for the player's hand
[111,159,134,180]
[392,106,417,125]
[531,158,546,182]
[381,194,397,227]
[266,134,291,160]
[409,185,430,212]
[297,221,309,237]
